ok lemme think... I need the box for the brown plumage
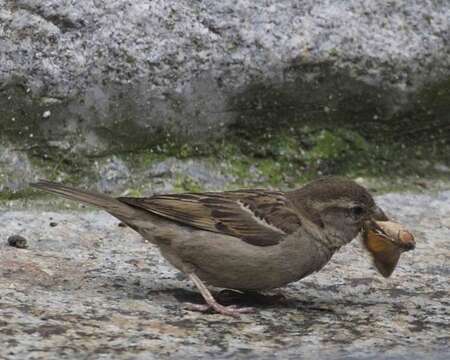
[120,190,302,246]
[30,177,413,317]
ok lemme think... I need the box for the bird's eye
[350,206,364,219]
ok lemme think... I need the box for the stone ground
[0,190,449,359]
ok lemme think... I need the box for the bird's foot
[186,272,256,317]
[218,289,287,305]
[184,302,255,317]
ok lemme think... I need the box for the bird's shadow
[148,287,336,313]
[103,273,378,314]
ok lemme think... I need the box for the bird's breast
[169,229,334,291]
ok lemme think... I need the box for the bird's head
[291,176,415,277]
[291,176,388,246]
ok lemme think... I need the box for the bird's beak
[372,205,389,221]
[362,206,415,277]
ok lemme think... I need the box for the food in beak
[363,220,415,277]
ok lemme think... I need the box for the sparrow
[30,177,411,317]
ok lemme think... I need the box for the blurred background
[1,0,449,200]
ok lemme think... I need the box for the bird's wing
[118,190,302,246]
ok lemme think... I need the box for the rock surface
[1,190,449,359]
[0,0,449,157]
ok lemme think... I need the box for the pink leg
[185,273,255,317]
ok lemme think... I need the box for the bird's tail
[30,180,132,216]
[31,180,177,243]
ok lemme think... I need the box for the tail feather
[30,180,131,216]
[30,180,176,244]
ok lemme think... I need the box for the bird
[31,176,391,317]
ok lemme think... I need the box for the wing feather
[118,190,302,246]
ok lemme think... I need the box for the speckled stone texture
[1,190,449,359]
[0,0,449,156]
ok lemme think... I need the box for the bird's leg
[185,273,255,317]
[217,289,288,305]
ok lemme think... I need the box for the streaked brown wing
[118,190,302,246]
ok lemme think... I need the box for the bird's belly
[195,258,305,291]
[167,231,332,291]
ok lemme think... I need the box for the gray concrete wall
[1,0,449,153]
[0,1,449,192]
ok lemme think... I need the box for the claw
[185,302,255,317]
[184,303,211,312]
[186,273,257,317]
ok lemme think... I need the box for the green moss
[2,74,449,197]
[227,158,252,183]
[4,123,448,198]
[0,188,41,201]
[308,130,348,161]
[302,129,371,173]
[173,175,202,193]
[124,149,164,168]
[257,132,303,161]
[122,188,143,197]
